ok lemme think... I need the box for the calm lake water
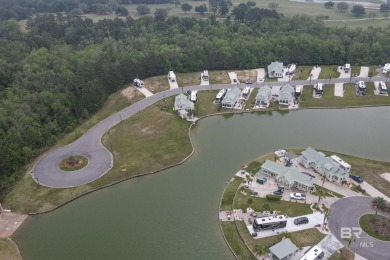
[12,107,390,260]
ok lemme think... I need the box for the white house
[279,85,295,105]
[255,86,272,106]
[221,87,241,108]
[299,147,349,184]
[174,93,194,119]
[268,61,283,78]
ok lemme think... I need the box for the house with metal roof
[221,87,241,108]
[268,238,298,260]
[255,86,272,106]
[279,85,295,105]
[258,160,315,191]
[268,61,284,78]
[299,147,349,184]
[174,93,194,119]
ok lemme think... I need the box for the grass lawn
[328,247,354,260]
[351,66,360,77]
[221,222,257,260]
[359,214,390,241]
[318,66,340,79]
[233,189,312,217]
[244,88,257,110]
[293,66,312,80]
[221,177,244,211]
[236,69,257,83]
[195,90,223,117]
[314,184,344,198]
[245,161,262,175]
[143,75,170,93]
[4,99,192,213]
[209,70,231,84]
[0,239,21,260]
[176,72,201,87]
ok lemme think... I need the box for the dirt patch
[235,69,257,82]
[0,213,28,238]
[143,76,170,93]
[121,87,138,99]
[380,172,390,182]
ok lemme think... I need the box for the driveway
[200,72,209,86]
[134,86,153,97]
[358,66,369,78]
[168,77,179,89]
[32,75,390,188]
[256,68,265,82]
[309,66,321,80]
[227,72,239,84]
[328,196,390,260]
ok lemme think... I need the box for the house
[255,86,272,106]
[221,87,241,108]
[299,147,349,183]
[258,160,316,191]
[174,93,194,119]
[279,85,295,105]
[268,61,284,78]
[269,238,298,260]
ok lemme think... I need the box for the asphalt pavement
[32,75,390,188]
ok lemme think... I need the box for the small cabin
[379,81,388,94]
[202,70,209,81]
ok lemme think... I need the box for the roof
[300,147,326,164]
[268,61,283,76]
[280,85,294,101]
[255,86,272,101]
[222,87,241,104]
[269,238,298,259]
[174,93,194,111]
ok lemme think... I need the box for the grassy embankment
[0,239,21,260]
[359,214,390,241]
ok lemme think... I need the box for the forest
[1,4,390,199]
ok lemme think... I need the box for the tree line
[1,12,390,199]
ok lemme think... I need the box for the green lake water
[12,107,390,260]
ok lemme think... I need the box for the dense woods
[1,6,390,198]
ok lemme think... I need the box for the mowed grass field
[0,239,21,260]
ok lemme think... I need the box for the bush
[266,194,282,201]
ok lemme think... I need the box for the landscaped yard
[195,90,223,117]
[359,214,390,241]
[314,184,344,199]
[221,222,257,260]
[318,66,340,79]
[221,177,244,211]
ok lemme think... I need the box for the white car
[290,192,306,200]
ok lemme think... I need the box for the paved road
[33,76,390,188]
[328,197,390,260]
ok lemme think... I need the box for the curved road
[33,75,389,187]
[328,196,390,260]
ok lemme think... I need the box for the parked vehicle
[133,78,144,88]
[245,80,253,84]
[250,190,258,196]
[202,70,209,81]
[290,193,306,200]
[351,175,363,183]
[294,216,309,225]
[167,71,176,82]
[271,190,283,196]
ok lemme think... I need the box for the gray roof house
[174,93,194,118]
[268,61,284,78]
[299,147,349,183]
[279,84,294,105]
[255,86,272,106]
[221,87,241,108]
[269,238,298,260]
[259,160,315,191]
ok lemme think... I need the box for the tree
[371,197,387,215]
[374,218,390,236]
[95,4,112,15]
[337,2,349,12]
[321,174,327,187]
[351,5,366,16]
[322,208,331,229]
[67,155,77,166]
[380,3,390,13]
[115,6,129,16]
[68,8,84,17]
[268,2,279,10]
[195,5,208,15]
[154,8,169,21]
[247,198,253,206]
[324,1,334,9]
[136,5,150,15]
[246,1,256,8]
[181,3,193,14]
[232,3,249,22]
[315,187,326,204]
[254,245,266,256]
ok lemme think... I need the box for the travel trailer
[215,89,227,103]
[189,91,198,103]
[382,63,390,74]
[133,78,144,88]
[168,71,176,82]
[295,85,302,97]
[242,87,251,98]
[314,83,323,95]
[202,70,209,81]
[356,81,366,94]
[378,81,388,94]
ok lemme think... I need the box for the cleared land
[235,70,257,83]
[209,70,231,84]
[318,66,340,79]
[176,72,201,87]
[0,239,21,260]
[143,75,170,93]
[293,66,312,80]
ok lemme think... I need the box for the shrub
[266,194,282,201]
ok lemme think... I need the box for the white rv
[215,89,227,103]
[202,70,209,81]
[382,63,390,74]
[242,87,251,98]
[344,63,351,73]
[299,246,325,260]
[189,91,198,103]
[133,78,144,88]
[378,81,388,94]
[314,83,323,95]
[168,71,176,82]
[295,85,302,97]
[356,81,366,94]
[287,64,297,75]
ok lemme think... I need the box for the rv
[287,64,297,75]
[168,71,176,82]
[295,85,302,97]
[253,215,287,232]
[242,87,251,98]
[189,91,198,103]
[215,89,227,103]
[202,70,209,81]
[382,63,390,74]
[378,81,388,94]
[299,246,325,260]
[314,83,323,95]
[344,63,351,73]
[330,155,351,172]
[133,78,144,88]
[356,81,366,94]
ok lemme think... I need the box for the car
[351,175,363,183]
[277,186,285,192]
[294,216,309,225]
[271,190,283,196]
[290,192,306,200]
[250,190,258,196]
[245,80,253,84]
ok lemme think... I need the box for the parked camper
[382,63,390,74]
[287,64,297,75]
[215,89,227,103]
[314,83,323,95]
[299,246,325,260]
[344,63,351,73]
[295,85,302,97]
[242,87,251,98]
[168,71,176,82]
[356,81,366,94]
[133,78,144,88]
[189,91,198,103]
[378,81,388,94]
[202,70,209,81]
